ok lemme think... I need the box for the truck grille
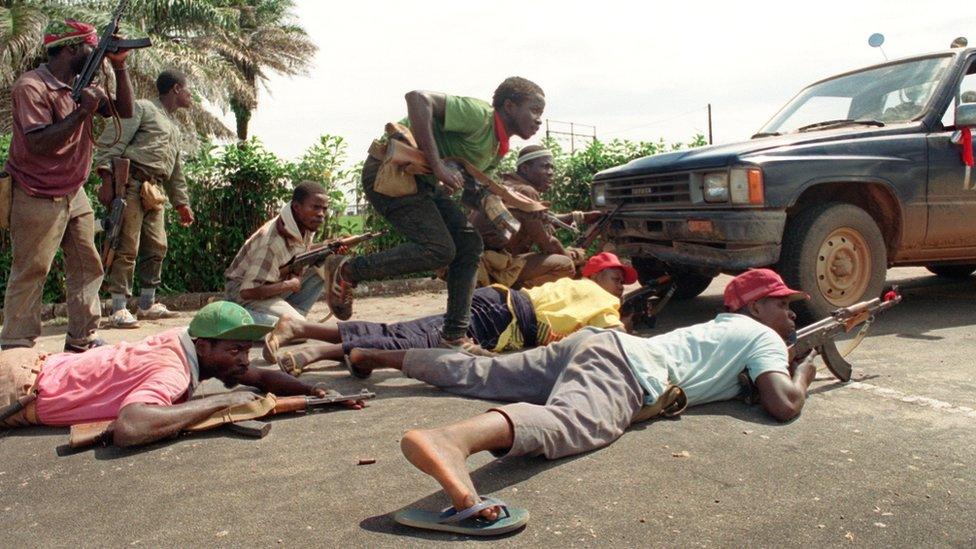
[604,173,692,206]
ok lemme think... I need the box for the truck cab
[593,47,976,321]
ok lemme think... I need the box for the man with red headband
[263,252,635,377]
[352,269,819,535]
[1,19,134,352]
[318,77,546,355]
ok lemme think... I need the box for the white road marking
[844,381,976,418]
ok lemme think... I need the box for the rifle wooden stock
[69,420,114,449]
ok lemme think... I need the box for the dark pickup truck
[593,47,976,321]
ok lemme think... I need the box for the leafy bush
[0,130,708,306]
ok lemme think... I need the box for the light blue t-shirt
[612,314,789,406]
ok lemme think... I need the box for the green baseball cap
[188,301,274,341]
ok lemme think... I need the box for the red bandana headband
[43,19,98,49]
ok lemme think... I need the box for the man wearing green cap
[1,18,135,352]
[0,301,358,447]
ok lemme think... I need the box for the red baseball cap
[723,269,808,311]
[582,252,638,284]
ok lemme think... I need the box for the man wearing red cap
[1,19,135,352]
[258,252,636,376]
[354,268,818,533]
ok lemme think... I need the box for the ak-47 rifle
[544,212,581,236]
[100,157,129,269]
[573,202,623,249]
[620,275,675,331]
[279,232,384,278]
[789,290,902,382]
[66,389,376,450]
[71,0,152,103]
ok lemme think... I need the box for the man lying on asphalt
[348,269,819,531]
[262,252,636,377]
[0,301,362,447]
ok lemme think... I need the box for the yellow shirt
[524,278,623,344]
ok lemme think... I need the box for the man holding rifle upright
[94,70,196,329]
[0,19,134,353]
[0,301,362,448]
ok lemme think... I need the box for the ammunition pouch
[139,180,167,211]
[368,122,428,198]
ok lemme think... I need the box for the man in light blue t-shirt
[350,269,821,529]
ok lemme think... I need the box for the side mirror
[956,103,976,128]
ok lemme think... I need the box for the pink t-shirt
[35,329,196,426]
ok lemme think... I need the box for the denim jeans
[347,157,483,340]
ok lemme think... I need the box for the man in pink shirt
[0,301,363,447]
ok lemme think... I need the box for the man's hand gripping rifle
[72,0,151,103]
[279,232,384,278]
[789,289,902,382]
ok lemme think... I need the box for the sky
[227,0,974,165]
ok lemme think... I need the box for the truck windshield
[757,55,954,136]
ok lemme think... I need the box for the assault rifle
[72,0,152,103]
[620,275,675,331]
[65,389,376,450]
[279,231,384,278]
[789,290,902,382]
[100,158,129,269]
[573,202,623,249]
[545,212,581,236]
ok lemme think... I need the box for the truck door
[925,57,976,249]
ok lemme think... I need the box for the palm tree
[0,0,246,138]
[203,0,316,140]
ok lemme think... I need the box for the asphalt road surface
[1,267,974,547]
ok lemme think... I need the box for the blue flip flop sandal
[394,496,528,536]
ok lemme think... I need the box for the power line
[602,106,707,137]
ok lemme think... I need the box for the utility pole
[707,103,713,145]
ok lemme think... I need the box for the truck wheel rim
[815,227,871,307]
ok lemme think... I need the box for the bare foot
[262,315,298,364]
[400,429,499,521]
[277,347,320,377]
[348,348,406,372]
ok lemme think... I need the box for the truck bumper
[608,209,787,271]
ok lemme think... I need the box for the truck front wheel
[777,203,887,324]
[632,257,715,300]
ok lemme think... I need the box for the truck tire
[926,264,976,279]
[670,272,715,300]
[777,202,887,324]
[632,257,714,300]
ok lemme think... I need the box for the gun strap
[184,393,278,432]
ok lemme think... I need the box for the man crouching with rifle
[0,301,365,448]
[224,181,376,326]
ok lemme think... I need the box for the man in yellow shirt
[263,253,636,377]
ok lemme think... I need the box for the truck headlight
[593,183,607,206]
[729,168,764,205]
[703,172,729,202]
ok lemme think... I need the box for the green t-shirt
[399,95,501,185]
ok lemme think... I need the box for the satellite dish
[868,33,885,48]
[951,36,968,48]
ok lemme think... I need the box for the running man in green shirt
[94,70,195,329]
[321,77,546,352]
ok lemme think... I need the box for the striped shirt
[224,204,313,300]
